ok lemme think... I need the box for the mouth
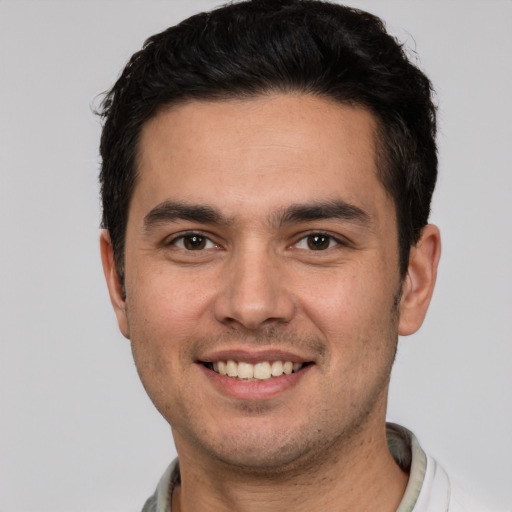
[201,359,312,381]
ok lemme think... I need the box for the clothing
[141,423,499,512]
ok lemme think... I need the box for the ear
[100,230,130,339]
[398,224,441,336]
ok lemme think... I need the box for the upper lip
[197,348,314,365]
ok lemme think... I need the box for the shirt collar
[146,423,427,512]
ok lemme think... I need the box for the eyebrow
[276,200,370,227]
[143,201,230,230]
[143,199,370,231]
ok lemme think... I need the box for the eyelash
[166,231,345,251]
[166,231,219,251]
[294,232,344,251]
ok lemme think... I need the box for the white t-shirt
[142,423,505,512]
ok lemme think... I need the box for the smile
[204,360,307,381]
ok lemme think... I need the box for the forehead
[133,94,390,224]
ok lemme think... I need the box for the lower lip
[198,364,313,401]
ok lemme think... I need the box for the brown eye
[307,234,331,250]
[183,235,207,250]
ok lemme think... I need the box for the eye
[295,233,340,251]
[171,233,217,250]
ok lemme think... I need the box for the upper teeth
[211,360,303,380]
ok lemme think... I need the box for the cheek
[298,265,389,322]
[128,263,213,329]
[296,263,398,355]
[125,269,213,379]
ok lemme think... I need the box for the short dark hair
[98,0,437,284]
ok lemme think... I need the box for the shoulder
[390,425,508,512]
[449,480,510,512]
[422,453,508,512]
[141,494,157,512]
[140,460,179,512]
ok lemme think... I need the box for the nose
[213,245,296,330]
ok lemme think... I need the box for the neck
[171,421,408,512]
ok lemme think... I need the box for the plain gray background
[1,1,511,510]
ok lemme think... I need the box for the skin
[101,94,441,511]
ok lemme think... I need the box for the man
[97,1,495,511]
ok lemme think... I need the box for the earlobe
[398,224,441,336]
[99,230,130,339]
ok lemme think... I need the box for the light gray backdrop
[1,1,511,511]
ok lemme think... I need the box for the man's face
[108,94,408,471]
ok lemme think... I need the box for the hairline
[112,90,407,284]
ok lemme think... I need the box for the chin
[182,414,345,477]
[208,440,316,476]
